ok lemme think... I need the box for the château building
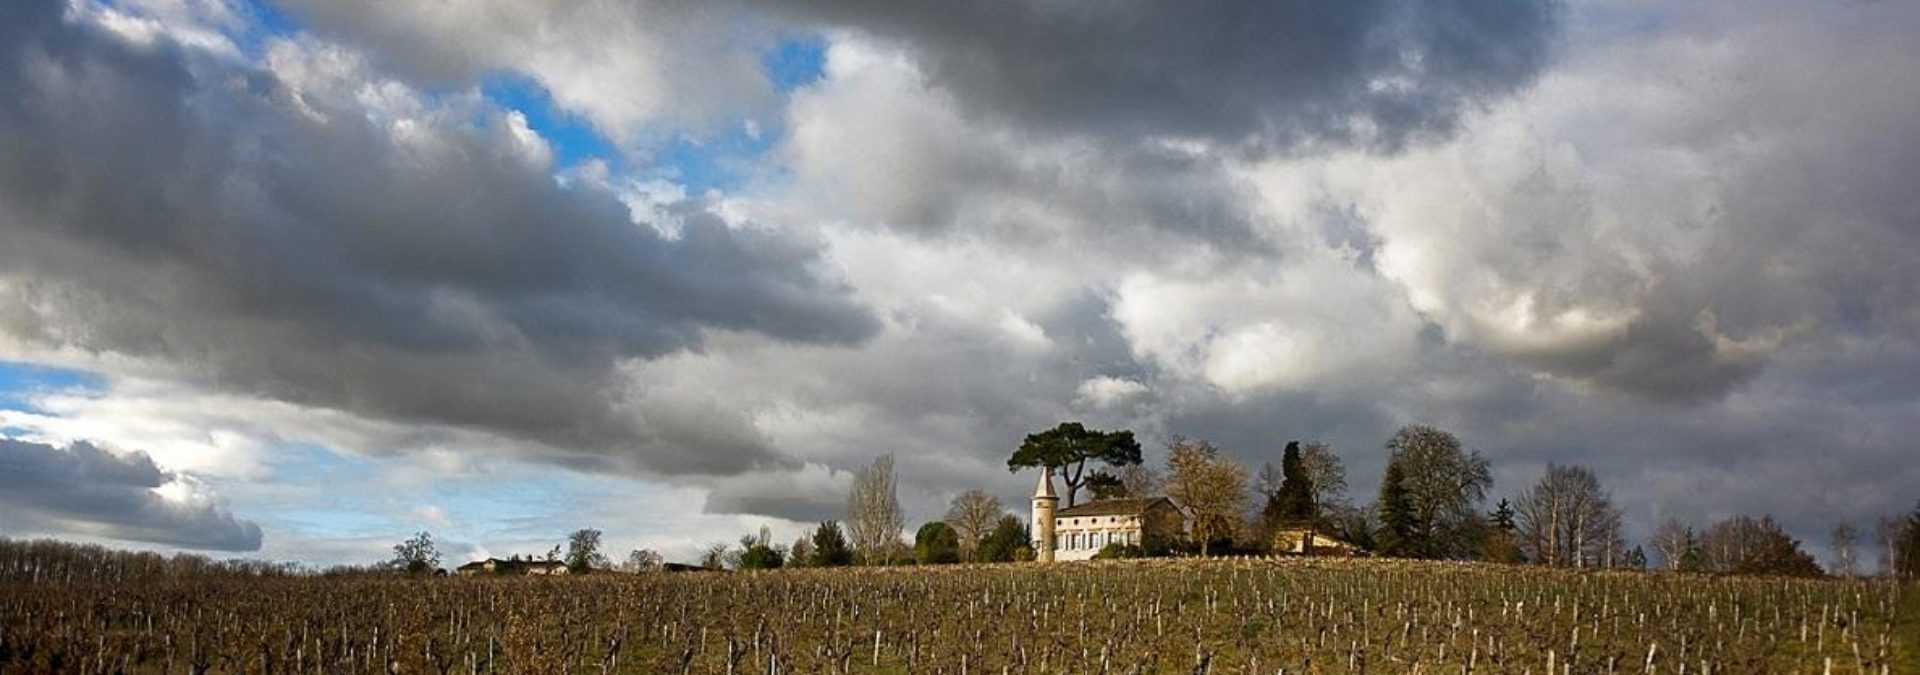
[1031,470,1184,562]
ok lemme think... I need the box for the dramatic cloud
[0,0,874,476]
[763,0,1561,152]
[278,0,775,141]
[1247,0,1920,402]
[0,438,262,551]
[1,0,1915,566]
[774,40,1271,252]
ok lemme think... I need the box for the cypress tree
[1277,441,1316,521]
[1376,462,1418,557]
[1273,441,1318,554]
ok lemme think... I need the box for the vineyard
[1,557,1912,674]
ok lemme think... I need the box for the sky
[0,0,1916,568]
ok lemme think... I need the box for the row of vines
[1,557,1908,674]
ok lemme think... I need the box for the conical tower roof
[1033,468,1058,500]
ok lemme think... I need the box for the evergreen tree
[738,544,784,570]
[977,515,1031,563]
[1489,499,1517,531]
[1480,498,1525,563]
[1261,441,1318,553]
[1277,441,1316,521]
[809,521,853,567]
[1376,463,1419,557]
[913,522,961,565]
[1008,422,1143,507]
[1084,471,1129,500]
[1678,529,1705,572]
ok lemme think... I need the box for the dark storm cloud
[0,439,263,551]
[762,0,1561,152]
[0,0,875,475]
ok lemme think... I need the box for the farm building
[1270,527,1362,556]
[455,558,571,576]
[1030,470,1184,562]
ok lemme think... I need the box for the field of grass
[1,557,1909,674]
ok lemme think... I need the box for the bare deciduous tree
[566,528,607,573]
[943,489,1004,559]
[1384,425,1493,559]
[1876,514,1912,578]
[623,549,662,573]
[1300,442,1348,510]
[1830,522,1859,578]
[847,454,904,564]
[1254,462,1283,503]
[390,531,440,575]
[1164,438,1248,557]
[1116,463,1163,498]
[1513,464,1623,568]
[1650,517,1695,571]
[1699,515,1823,577]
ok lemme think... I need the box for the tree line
[571,420,1920,577]
[9,419,1915,580]
[801,420,1918,578]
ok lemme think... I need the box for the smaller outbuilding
[1271,528,1362,557]
[455,558,572,576]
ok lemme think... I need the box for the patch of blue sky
[481,74,627,172]
[484,37,826,193]
[648,127,781,195]
[0,361,104,413]
[230,0,301,57]
[224,440,650,548]
[636,36,826,193]
[763,37,827,93]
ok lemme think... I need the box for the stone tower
[1031,468,1058,563]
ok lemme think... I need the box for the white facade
[1029,474,1183,563]
[1050,512,1148,561]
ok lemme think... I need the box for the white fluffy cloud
[1111,255,1422,396]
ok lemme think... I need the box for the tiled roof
[1055,497,1171,517]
